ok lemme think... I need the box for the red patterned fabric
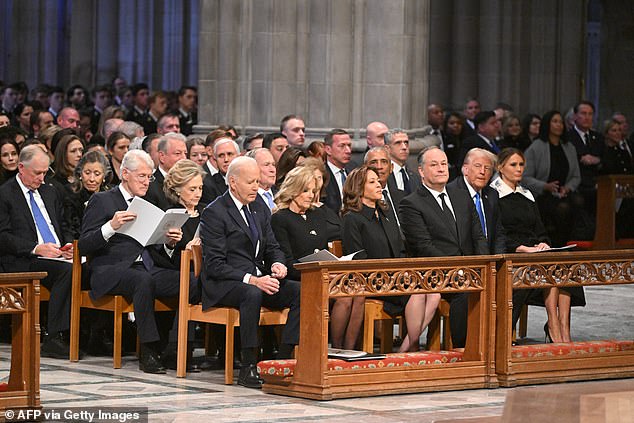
[258,350,463,378]
[511,340,634,359]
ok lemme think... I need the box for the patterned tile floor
[1,285,633,422]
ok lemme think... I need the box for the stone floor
[1,284,633,422]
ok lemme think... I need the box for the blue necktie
[29,190,57,244]
[263,191,275,210]
[474,192,487,237]
[340,169,347,186]
[242,205,259,247]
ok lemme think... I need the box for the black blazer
[458,134,498,168]
[201,172,227,206]
[387,165,418,195]
[79,187,151,299]
[564,128,604,191]
[399,184,488,257]
[0,177,72,271]
[271,207,330,280]
[447,176,506,254]
[200,191,285,308]
[323,161,357,214]
[342,204,405,259]
[143,169,171,211]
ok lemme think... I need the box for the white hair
[226,156,257,180]
[120,149,154,172]
[213,138,240,157]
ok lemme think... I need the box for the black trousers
[216,279,300,349]
[443,292,468,348]
[108,264,199,344]
[29,258,72,334]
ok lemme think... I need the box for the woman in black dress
[271,165,330,281]
[341,165,440,352]
[51,134,85,197]
[107,131,131,186]
[63,150,113,238]
[491,148,582,343]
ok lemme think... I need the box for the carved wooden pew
[260,256,500,400]
[496,250,634,387]
[0,272,46,415]
[592,175,634,249]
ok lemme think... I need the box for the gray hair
[363,146,391,164]
[103,118,123,137]
[213,137,240,157]
[120,149,154,172]
[463,147,497,168]
[417,145,441,167]
[226,156,257,181]
[118,121,144,139]
[158,132,187,153]
[19,144,50,166]
[383,128,407,145]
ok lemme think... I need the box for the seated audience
[186,136,208,167]
[523,110,585,246]
[51,134,85,195]
[200,156,300,388]
[500,114,530,151]
[63,150,113,239]
[0,145,73,358]
[491,148,584,342]
[275,146,306,186]
[521,113,541,144]
[0,135,19,185]
[107,132,131,185]
[271,165,330,281]
[342,165,439,352]
[79,149,196,374]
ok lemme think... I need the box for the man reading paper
[79,149,198,374]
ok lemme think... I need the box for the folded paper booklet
[298,249,364,263]
[116,197,190,246]
[327,348,386,361]
[533,244,577,253]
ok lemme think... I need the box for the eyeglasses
[132,172,155,182]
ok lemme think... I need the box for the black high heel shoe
[544,323,553,343]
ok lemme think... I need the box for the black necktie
[400,167,412,194]
[584,133,590,146]
[439,193,458,236]
[242,205,259,247]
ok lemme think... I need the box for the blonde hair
[274,165,317,212]
[163,159,207,205]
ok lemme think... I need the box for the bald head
[58,107,80,130]
[427,104,444,129]
[366,121,388,149]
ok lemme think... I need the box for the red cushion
[511,340,633,359]
[567,240,593,250]
[258,350,463,378]
[0,382,7,392]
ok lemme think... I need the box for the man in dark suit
[126,83,149,124]
[458,111,501,168]
[175,86,197,136]
[365,146,405,227]
[0,145,73,358]
[201,137,240,205]
[463,98,481,138]
[144,132,187,210]
[200,156,300,388]
[246,148,278,213]
[141,91,168,136]
[449,148,506,255]
[400,146,488,348]
[323,129,356,213]
[446,148,506,346]
[564,101,604,238]
[79,149,193,374]
[385,128,416,195]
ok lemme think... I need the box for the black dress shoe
[161,349,201,373]
[238,364,263,389]
[41,332,70,359]
[86,330,114,357]
[139,349,166,374]
[195,355,222,371]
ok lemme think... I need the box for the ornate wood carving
[328,267,484,297]
[511,260,634,288]
[0,287,26,312]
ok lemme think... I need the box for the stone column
[196,0,431,134]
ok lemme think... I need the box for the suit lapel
[223,193,257,248]
[420,187,458,241]
[10,179,37,235]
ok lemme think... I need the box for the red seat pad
[0,382,7,392]
[258,350,464,378]
[511,340,634,359]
